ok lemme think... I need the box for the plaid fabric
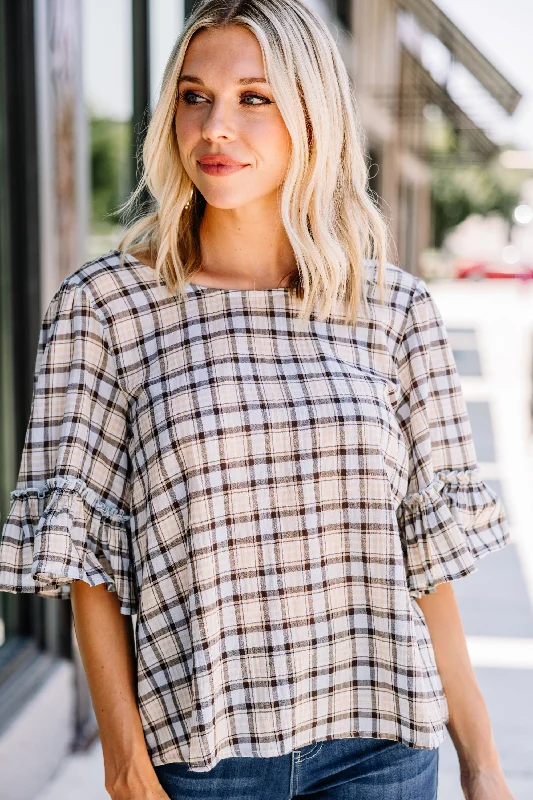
[0,249,509,771]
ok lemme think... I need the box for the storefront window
[83,0,133,258]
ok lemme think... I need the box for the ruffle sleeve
[0,279,138,615]
[395,279,510,598]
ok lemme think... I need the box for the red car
[455,260,533,280]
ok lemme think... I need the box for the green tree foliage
[427,114,524,247]
[431,161,522,248]
[90,116,132,233]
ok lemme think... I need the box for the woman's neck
[131,202,298,290]
[196,202,296,288]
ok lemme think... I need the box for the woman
[0,1,514,798]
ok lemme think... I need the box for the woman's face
[174,25,291,210]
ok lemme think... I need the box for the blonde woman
[0,1,514,798]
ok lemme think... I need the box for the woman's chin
[200,192,259,211]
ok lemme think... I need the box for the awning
[397,0,522,115]
[402,47,499,161]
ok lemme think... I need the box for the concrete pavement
[431,279,533,799]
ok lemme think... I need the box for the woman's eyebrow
[178,75,268,85]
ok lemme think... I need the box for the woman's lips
[197,161,249,176]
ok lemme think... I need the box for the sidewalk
[34,739,107,800]
[34,279,533,800]
[431,279,533,799]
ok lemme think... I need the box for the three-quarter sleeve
[395,279,510,598]
[0,279,137,614]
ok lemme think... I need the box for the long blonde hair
[117,0,392,324]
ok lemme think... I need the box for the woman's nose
[201,99,237,142]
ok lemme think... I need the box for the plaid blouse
[0,249,510,771]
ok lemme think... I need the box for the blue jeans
[153,737,439,799]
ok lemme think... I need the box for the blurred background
[0,1,532,798]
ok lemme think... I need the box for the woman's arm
[70,580,170,799]
[416,581,514,800]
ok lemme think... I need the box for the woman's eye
[180,90,206,104]
[241,93,272,105]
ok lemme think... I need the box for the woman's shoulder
[364,258,428,319]
[57,248,163,320]
[65,248,156,292]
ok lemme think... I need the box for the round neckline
[119,250,294,294]
[186,282,292,294]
